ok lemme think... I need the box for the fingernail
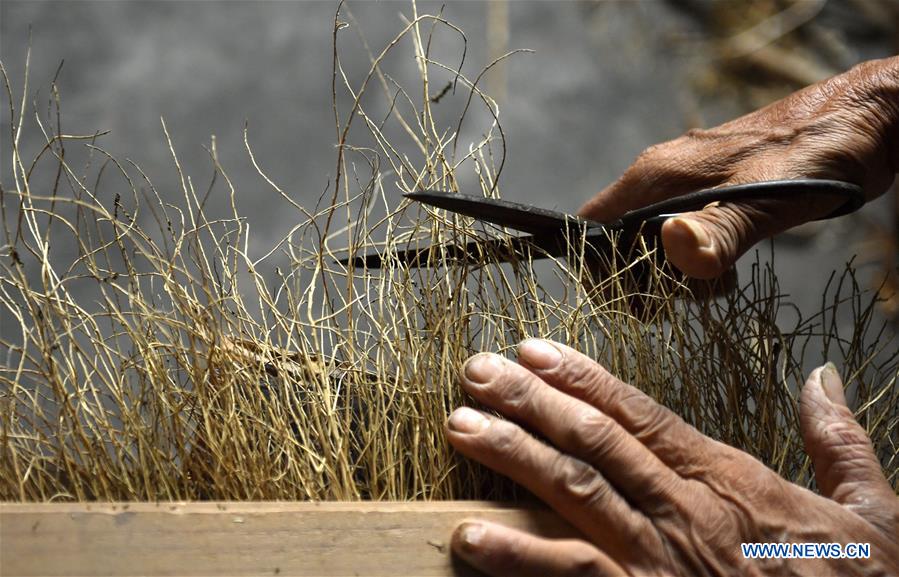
[448,407,490,434]
[463,353,502,385]
[820,362,847,407]
[670,217,712,249]
[458,522,485,549]
[518,339,562,370]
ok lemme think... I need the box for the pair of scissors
[343,179,864,269]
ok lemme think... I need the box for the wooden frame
[1,502,578,576]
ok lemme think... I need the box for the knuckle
[496,374,536,412]
[637,142,669,161]
[700,203,760,258]
[712,450,782,497]
[845,58,895,101]
[569,408,621,461]
[637,133,734,181]
[817,419,877,463]
[820,415,872,446]
[633,469,683,510]
[488,536,532,571]
[553,453,610,507]
[562,547,607,577]
[552,352,617,399]
[687,498,750,553]
[683,127,712,140]
[486,420,528,458]
[618,391,674,443]
[625,144,669,180]
[556,359,594,391]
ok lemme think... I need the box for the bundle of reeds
[1,3,896,503]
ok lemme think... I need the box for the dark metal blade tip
[403,190,448,200]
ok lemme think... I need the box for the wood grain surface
[1,502,580,576]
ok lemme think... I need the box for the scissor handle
[614,179,865,229]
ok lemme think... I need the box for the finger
[800,363,897,533]
[578,170,709,223]
[577,137,732,221]
[445,407,655,555]
[516,339,718,476]
[451,520,624,577]
[458,353,686,512]
[660,191,840,279]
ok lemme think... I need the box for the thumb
[659,185,847,279]
[660,203,779,280]
[800,363,897,531]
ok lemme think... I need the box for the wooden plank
[1,502,580,576]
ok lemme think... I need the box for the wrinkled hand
[446,340,899,576]
[579,56,899,279]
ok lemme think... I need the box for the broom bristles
[1,3,896,502]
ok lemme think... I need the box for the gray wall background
[1,0,897,339]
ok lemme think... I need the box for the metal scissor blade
[338,233,574,269]
[405,190,598,236]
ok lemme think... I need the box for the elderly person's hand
[446,340,899,576]
[578,56,898,279]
